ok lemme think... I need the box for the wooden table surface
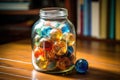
[0,39,120,80]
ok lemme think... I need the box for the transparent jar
[31,8,76,73]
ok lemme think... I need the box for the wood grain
[0,39,120,80]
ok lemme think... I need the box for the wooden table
[0,39,120,80]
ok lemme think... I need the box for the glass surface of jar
[31,8,76,73]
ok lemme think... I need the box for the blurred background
[0,0,77,44]
[0,0,120,44]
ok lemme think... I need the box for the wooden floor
[0,38,120,80]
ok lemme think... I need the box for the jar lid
[40,7,68,19]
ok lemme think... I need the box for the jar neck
[39,7,68,19]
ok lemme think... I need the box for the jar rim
[39,7,68,19]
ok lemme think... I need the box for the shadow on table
[32,67,120,80]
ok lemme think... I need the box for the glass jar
[31,8,76,73]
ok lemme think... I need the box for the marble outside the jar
[75,59,88,73]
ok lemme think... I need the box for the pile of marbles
[32,20,76,71]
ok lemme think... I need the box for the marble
[39,38,53,51]
[62,33,75,46]
[56,57,71,70]
[53,41,67,56]
[59,23,70,33]
[50,28,62,41]
[41,26,52,37]
[75,59,88,73]
[34,48,45,58]
[51,22,60,28]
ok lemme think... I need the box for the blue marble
[75,59,88,73]
[67,46,74,56]
[60,23,70,33]
[41,26,52,37]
